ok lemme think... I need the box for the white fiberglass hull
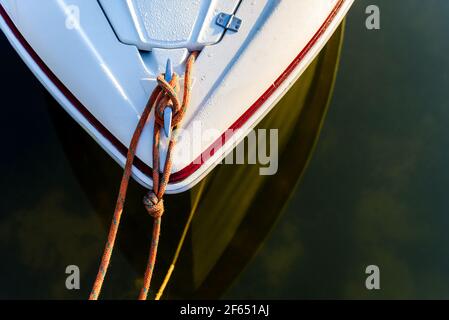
[0,0,354,193]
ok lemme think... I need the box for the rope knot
[89,52,197,301]
[154,74,185,128]
[143,191,164,219]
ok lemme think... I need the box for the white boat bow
[0,0,354,193]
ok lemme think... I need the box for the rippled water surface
[1,0,449,299]
[227,0,449,299]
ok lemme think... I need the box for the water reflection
[4,0,448,300]
[226,0,449,299]
[0,17,343,298]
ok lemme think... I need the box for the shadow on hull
[47,22,346,299]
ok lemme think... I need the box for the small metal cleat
[216,13,242,32]
[163,107,172,138]
[165,58,173,82]
[163,59,173,138]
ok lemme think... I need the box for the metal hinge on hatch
[216,13,242,32]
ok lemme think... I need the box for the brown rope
[89,52,198,300]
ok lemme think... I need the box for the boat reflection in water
[45,22,346,299]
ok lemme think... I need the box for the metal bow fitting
[163,58,173,138]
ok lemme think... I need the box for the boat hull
[45,22,346,298]
[0,0,354,193]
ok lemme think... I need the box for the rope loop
[89,51,197,301]
[143,191,164,219]
[154,74,185,129]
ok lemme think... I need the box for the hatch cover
[98,0,241,51]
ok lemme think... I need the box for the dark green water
[1,0,449,299]
[226,0,449,299]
